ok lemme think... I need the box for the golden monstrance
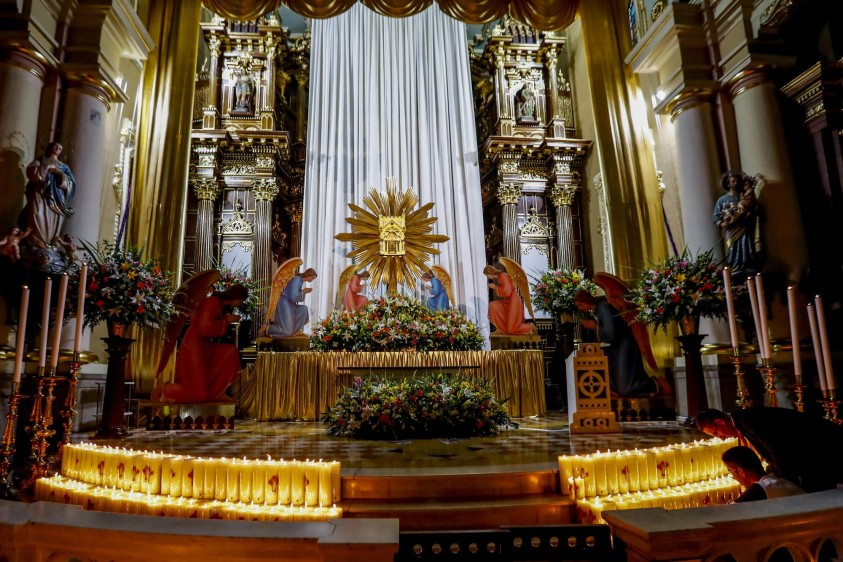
[335,178,449,294]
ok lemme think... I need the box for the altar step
[339,468,574,531]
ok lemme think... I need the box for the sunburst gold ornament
[335,178,449,294]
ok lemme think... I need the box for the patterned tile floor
[76,412,706,475]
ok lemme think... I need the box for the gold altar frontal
[239,350,546,421]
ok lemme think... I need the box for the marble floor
[77,412,706,475]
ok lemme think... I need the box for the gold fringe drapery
[203,0,579,30]
[239,350,546,421]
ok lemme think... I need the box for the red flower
[96,300,105,307]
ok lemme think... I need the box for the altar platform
[238,349,547,421]
[83,413,704,530]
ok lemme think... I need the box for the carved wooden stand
[570,343,619,434]
[96,335,135,439]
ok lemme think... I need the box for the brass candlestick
[731,348,751,409]
[759,358,778,408]
[790,374,806,413]
[57,354,83,458]
[820,389,841,425]
[24,366,59,488]
[0,382,23,495]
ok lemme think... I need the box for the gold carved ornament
[203,0,578,31]
[335,178,448,294]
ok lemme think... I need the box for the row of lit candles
[62,444,341,507]
[557,438,737,499]
[11,263,88,383]
[723,268,836,391]
[35,476,343,521]
[575,477,743,524]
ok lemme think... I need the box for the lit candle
[252,460,266,505]
[787,286,802,383]
[722,267,739,348]
[558,455,574,496]
[264,460,279,505]
[13,285,30,384]
[279,461,293,505]
[304,461,319,506]
[318,462,333,507]
[74,262,87,353]
[50,273,68,368]
[239,459,254,504]
[754,275,772,358]
[604,451,619,495]
[806,303,828,394]
[39,277,52,369]
[181,456,195,498]
[814,295,836,391]
[330,460,341,504]
[593,452,608,497]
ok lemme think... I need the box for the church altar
[239,350,546,421]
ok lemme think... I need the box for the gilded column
[205,32,221,129]
[496,183,522,262]
[550,181,578,269]
[666,89,724,258]
[729,70,808,281]
[577,0,668,276]
[542,43,565,138]
[128,0,203,391]
[285,202,303,258]
[294,68,309,143]
[252,178,279,324]
[491,42,513,136]
[59,77,115,247]
[193,177,221,272]
[0,47,48,228]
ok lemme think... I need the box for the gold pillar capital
[252,177,279,201]
[727,68,770,100]
[285,202,303,223]
[666,88,714,121]
[496,151,522,177]
[0,45,50,81]
[496,182,522,206]
[550,181,580,208]
[192,177,221,200]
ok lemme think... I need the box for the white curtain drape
[302,3,489,340]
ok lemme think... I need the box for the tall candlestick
[74,262,88,353]
[786,286,802,382]
[806,303,827,394]
[754,275,772,359]
[13,286,30,384]
[746,279,763,357]
[814,295,836,391]
[50,273,69,368]
[722,267,739,348]
[39,277,52,370]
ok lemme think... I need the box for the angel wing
[431,265,454,309]
[499,256,534,319]
[266,257,303,325]
[335,265,358,309]
[593,271,658,370]
[155,269,221,386]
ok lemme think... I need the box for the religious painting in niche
[218,200,254,276]
[520,206,552,319]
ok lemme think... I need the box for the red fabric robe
[162,295,240,402]
[488,272,532,335]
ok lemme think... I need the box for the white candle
[806,303,827,394]
[50,273,69,368]
[722,267,739,348]
[746,279,763,358]
[39,277,52,369]
[13,286,30,384]
[786,286,802,381]
[74,262,88,353]
[754,275,772,359]
[814,295,836,391]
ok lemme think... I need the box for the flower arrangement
[322,373,517,439]
[214,265,260,319]
[311,294,483,352]
[531,268,598,319]
[630,249,727,332]
[69,241,175,330]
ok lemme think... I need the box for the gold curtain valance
[203,0,579,30]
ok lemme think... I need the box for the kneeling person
[722,446,804,503]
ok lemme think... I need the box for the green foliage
[630,249,727,331]
[214,265,260,319]
[68,240,175,330]
[310,294,483,352]
[531,268,598,319]
[322,373,517,439]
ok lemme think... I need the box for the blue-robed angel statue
[422,266,454,311]
[262,258,318,337]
